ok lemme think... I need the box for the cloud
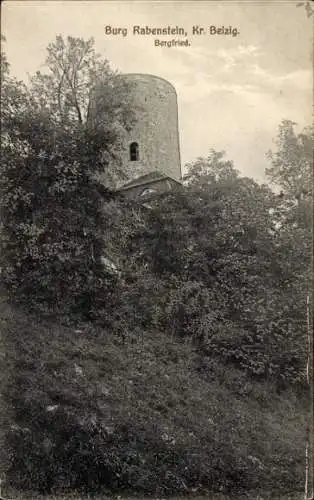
[216,44,261,71]
[249,64,312,91]
[170,41,311,111]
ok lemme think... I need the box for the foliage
[266,120,312,203]
[122,151,309,386]
[296,1,314,18]
[29,35,135,129]
[0,36,135,317]
[1,35,10,79]
[184,149,240,186]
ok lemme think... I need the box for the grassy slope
[0,298,307,498]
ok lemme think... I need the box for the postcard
[1,1,313,499]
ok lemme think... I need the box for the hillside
[0,297,307,499]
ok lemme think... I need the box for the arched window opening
[130,142,139,161]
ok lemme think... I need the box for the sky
[2,0,313,182]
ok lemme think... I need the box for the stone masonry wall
[117,74,182,188]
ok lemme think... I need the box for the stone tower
[121,74,181,177]
[89,73,182,198]
[116,74,182,198]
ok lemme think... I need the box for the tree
[0,36,136,318]
[122,150,309,384]
[184,149,240,186]
[266,118,313,406]
[267,116,313,494]
[30,35,135,129]
[1,35,10,78]
[266,120,312,203]
[29,35,137,188]
[296,1,314,18]
[266,120,312,293]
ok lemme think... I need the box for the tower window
[130,142,139,161]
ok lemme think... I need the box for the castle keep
[105,74,182,199]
